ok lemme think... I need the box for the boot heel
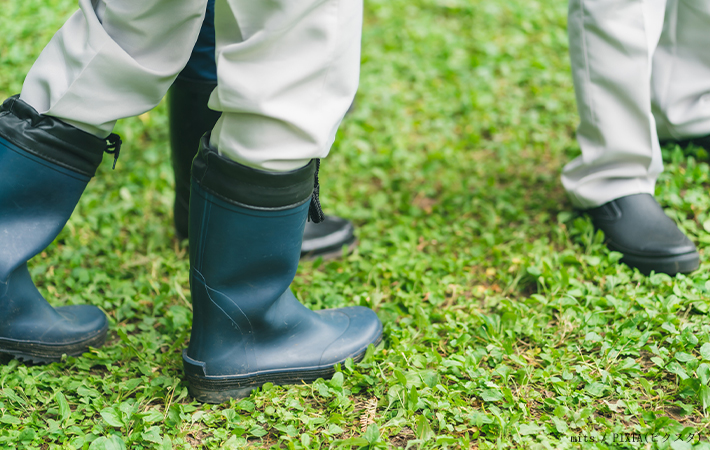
[183,351,263,403]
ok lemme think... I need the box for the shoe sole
[177,237,358,262]
[621,251,700,276]
[0,324,108,364]
[185,333,382,404]
[299,237,358,261]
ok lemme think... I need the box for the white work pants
[20,0,362,172]
[562,0,710,208]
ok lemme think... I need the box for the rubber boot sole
[0,324,108,364]
[621,251,700,276]
[185,334,382,404]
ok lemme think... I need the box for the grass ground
[2,0,710,448]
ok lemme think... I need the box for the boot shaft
[0,97,110,281]
[189,182,309,319]
[0,139,89,280]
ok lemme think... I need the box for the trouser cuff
[191,133,316,210]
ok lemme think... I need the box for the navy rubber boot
[0,97,112,363]
[167,78,357,258]
[182,136,382,403]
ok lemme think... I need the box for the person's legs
[20,0,207,138]
[0,0,207,361]
[563,0,698,275]
[563,0,667,208]
[208,0,361,171]
[182,0,382,403]
[653,0,710,148]
[168,0,357,258]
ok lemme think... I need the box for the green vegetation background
[2,0,710,448]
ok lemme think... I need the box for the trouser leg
[562,0,667,209]
[19,0,207,137]
[169,0,358,259]
[208,0,363,172]
[652,0,710,140]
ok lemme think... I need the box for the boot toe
[52,305,109,344]
[0,305,107,363]
[10,304,108,346]
[318,306,382,365]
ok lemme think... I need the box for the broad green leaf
[585,382,608,397]
[18,428,36,442]
[142,426,162,444]
[651,357,666,367]
[700,386,710,411]
[700,343,710,361]
[237,399,255,412]
[2,388,24,405]
[0,415,21,425]
[327,424,344,435]
[481,389,503,402]
[552,417,568,434]
[160,437,172,450]
[249,426,267,437]
[140,410,164,424]
[670,441,692,450]
[89,436,127,450]
[335,438,369,447]
[330,371,344,387]
[106,436,127,450]
[667,362,689,380]
[436,436,458,445]
[364,424,380,444]
[56,391,70,423]
[699,364,710,385]
[100,408,124,428]
[675,352,696,363]
[662,322,679,335]
[519,423,543,435]
[300,433,311,448]
[585,332,603,342]
[123,378,142,392]
[394,369,407,386]
[416,415,434,441]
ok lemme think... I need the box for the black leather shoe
[167,78,357,260]
[585,193,699,275]
[301,216,357,260]
[660,135,710,151]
